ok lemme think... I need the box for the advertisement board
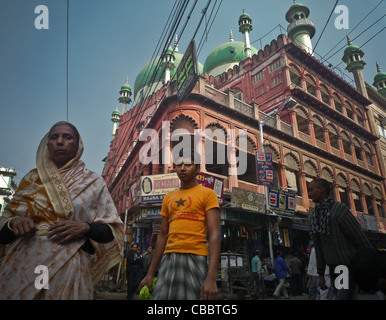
[268,187,296,216]
[256,152,274,186]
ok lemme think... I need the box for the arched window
[356,109,364,127]
[341,131,351,155]
[345,101,354,120]
[284,153,301,195]
[320,83,330,105]
[313,115,325,142]
[363,143,373,166]
[337,173,349,206]
[296,106,309,135]
[305,74,317,97]
[351,179,362,212]
[304,160,318,193]
[352,137,362,161]
[362,183,373,215]
[321,167,334,183]
[374,187,385,218]
[236,135,256,184]
[333,93,343,113]
[289,64,302,87]
[205,124,228,176]
[327,124,339,149]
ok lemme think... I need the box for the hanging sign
[256,152,274,186]
[177,39,199,104]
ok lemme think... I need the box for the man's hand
[318,275,327,290]
[48,220,90,244]
[200,277,218,300]
[9,217,37,236]
[138,274,154,293]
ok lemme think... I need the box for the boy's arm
[201,207,220,300]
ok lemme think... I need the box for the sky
[0,0,385,184]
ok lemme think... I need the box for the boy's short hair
[173,149,201,165]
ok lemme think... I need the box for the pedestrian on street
[126,243,143,300]
[273,250,291,299]
[308,178,373,300]
[289,252,304,295]
[251,249,265,299]
[0,121,124,300]
[138,150,220,300]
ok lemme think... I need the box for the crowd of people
[249,177,386,301]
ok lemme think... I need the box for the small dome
[203,41,258,76]
[343,44,360,56]
[285,2,310,22]
[120,78,132,92]
[134,51,203,101]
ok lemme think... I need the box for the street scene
[0,0,385,309]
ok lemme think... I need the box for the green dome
[112,109,120,115]
[121,83,131,91]
[134,51,203,99]
[203,41,258,75]
[285,3,310,22]
[344,45,360,56]
[374,72,386,83]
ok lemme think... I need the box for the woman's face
[47,124,79,168]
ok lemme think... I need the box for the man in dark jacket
[308,178,373,300]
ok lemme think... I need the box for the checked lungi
[152,253,208,300]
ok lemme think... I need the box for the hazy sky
[0,0,384,183]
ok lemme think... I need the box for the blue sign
[268,187,296,216]
[256,152,274,186]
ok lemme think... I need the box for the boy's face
[175,157,199,184]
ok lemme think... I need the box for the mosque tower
[373,62,386,98]
[342,35,368,98]
[238,10,253,59]
[285,1,316,55]
[118,77,132,114]
[111,108,120,141]
[160,46,176,83]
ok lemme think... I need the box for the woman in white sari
[0,122,124,299]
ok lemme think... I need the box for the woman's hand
[48,220,90,244]
[9,217,37,236]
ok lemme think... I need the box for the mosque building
[102,1,386,271]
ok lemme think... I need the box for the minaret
[373,62,386,98]
[160,46,176,83]
[118,77,132,114]
[229,30,234,42]
[111,108,120,141]
[342,35,368,97]
[174,35,179,53]
[285,1,316,55]
[238,10,253,59]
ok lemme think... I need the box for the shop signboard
[363,214,378,232]
[256,152,274,186]
[140,173,179,203]
[177,39,199,104]
[196,172,224,204]
[230,187,265,213]
[268,187,296,216]
[377,221,386,234]
[140,207,162,219]
[140,172,224,204]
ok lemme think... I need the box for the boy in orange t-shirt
[139,151,220,300]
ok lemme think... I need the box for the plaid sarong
[152,253,207,300]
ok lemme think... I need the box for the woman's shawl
[0,130,124,299]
